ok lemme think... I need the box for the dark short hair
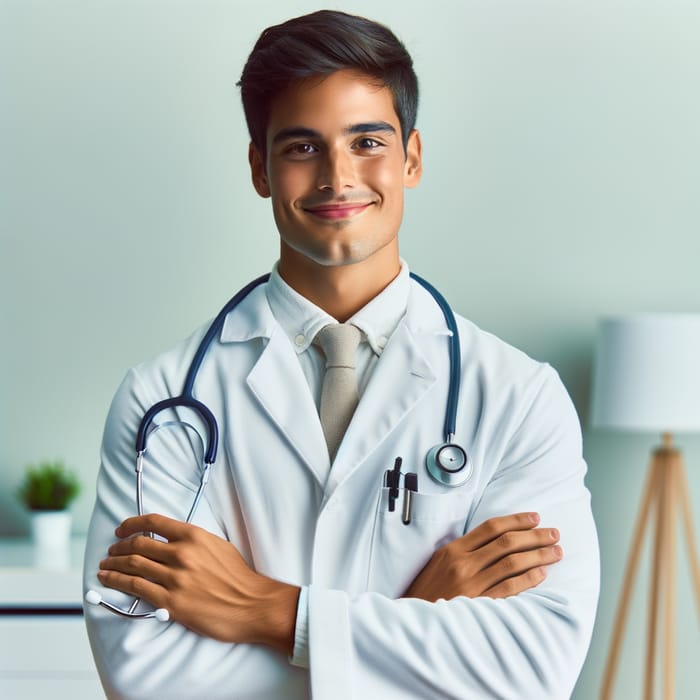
[237,10,419,157]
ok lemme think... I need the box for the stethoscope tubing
[407,272,460,442]
[135,396,219,465]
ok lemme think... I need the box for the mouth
[303,202,374,220]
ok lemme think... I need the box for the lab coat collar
[219,282,277,343]
[218,281,332,481]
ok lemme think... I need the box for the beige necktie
[315,323,362,460]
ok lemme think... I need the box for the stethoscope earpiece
[426,442,472,487]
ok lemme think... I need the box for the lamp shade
[590,313,700,433]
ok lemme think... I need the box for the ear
[248,143,271,198]
[403,129,423,189]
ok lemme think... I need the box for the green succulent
[17,461,81,511]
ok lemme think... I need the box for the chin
[311,244,378,268]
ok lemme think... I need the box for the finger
[476,545,563,593]
[107,534,172,563]
[99,551,173,583]
[97,567,167,606]
[482,566,549,599]
[460,512,541,551]
[116,513,193,541]
[477,528,560,569]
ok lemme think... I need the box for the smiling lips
[304,202,374,220]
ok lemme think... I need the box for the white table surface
[0,537,86,607]
[0,537,104,699]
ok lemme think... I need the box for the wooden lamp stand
[600,433,700,700]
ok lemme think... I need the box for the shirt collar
[266,260,410,356]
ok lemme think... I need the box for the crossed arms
[98,511,563,654]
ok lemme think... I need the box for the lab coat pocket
[367,487,471,597]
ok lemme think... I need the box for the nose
[317,147,355,193]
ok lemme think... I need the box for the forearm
[307,581,597,700]
[85,506,306,699]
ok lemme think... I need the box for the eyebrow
[272,121,396,144]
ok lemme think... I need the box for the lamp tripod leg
[600,439,699,700]
[600,459,661,700]
[675,460,700,621]
[661,454,678,700]
[644,456,669,700]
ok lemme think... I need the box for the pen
[402,472,418,525]
[385,457,402,512]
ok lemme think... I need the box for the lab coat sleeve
[83,367,307,700]
[306,365,600,700]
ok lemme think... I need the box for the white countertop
[0,537,86,607]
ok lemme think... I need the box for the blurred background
[2,1,699,697]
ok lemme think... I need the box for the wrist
[251,578,300,655]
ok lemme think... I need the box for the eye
[285,143,318,157]
[354,137,383,150]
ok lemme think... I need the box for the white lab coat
[84,277,599,700]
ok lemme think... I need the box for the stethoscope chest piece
[426,442,472,487]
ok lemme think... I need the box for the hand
[403,512,562,601]
[97,514,299,653]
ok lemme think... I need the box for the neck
[278,245,401,322]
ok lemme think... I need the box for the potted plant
[18,460,80,552]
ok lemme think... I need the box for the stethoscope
[86,272,472,621]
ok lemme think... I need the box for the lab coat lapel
[325,321,437,493]
[246,327,330,486]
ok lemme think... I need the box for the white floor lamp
[591,314,700,700]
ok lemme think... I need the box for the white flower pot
[30,511,72,568]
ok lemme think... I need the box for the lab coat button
[294,334,306,347]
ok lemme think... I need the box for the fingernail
[550,528,560,540]
[553,545,563,558]
[97,570,106,579]
[529,513,540,524]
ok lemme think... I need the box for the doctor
[84,9,599,699]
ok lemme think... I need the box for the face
[249,69,422,275]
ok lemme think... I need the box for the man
[84,10,599,699]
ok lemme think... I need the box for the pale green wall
[2,1,699,697]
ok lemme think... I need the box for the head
[237,12,423,287]
[237,10,419,161]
